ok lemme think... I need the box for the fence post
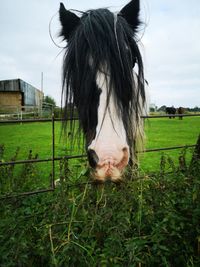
[17,106,20,120]
[52,113,55,189]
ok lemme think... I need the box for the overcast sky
[0,0,199,108]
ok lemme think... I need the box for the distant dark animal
[177,107,185,120]
[59,0,146,182]
[166,107,176,119]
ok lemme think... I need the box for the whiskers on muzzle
[88,147,129,183]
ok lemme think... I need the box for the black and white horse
[59,0,146,182]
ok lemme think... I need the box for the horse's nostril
[87,149,99,168]
[122,147,128,152]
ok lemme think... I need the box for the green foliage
[0,149,200,266]
[0,146,50,195]
[43,95,56,107]
[54,107,62,118]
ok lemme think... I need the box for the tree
[43,95,56,107]
[193,106,200,112]
[157,105,167,112]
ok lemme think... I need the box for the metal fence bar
[0,155,86,167]
[0,188,55,200]
[0,118,52,123]
[141,114,200,119]
[0,118,78,124]
[52,114,55,189]
[143,144,196,153]
[0,144,196,167]
[0,113,200,124]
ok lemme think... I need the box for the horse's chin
[93,165,123,183]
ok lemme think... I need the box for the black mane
[61,7,145,150]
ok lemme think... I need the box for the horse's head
[59,0,146,182]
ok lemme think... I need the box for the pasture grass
[0,116,199,166]
[0,116,199,195]
[0,121,82,161]
[141,116,200,171]
[0,121,85,194]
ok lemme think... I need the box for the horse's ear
[59,3,80,40]
[119,0,140,31]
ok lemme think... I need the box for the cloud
[142,0,200,107]
[0,0,199,108]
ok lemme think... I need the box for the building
[0,79,43,109]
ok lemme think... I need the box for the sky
[0,0,199,108]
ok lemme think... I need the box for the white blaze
[88,70,129,165]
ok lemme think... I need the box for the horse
[177,107,185,120]
[166,107,176,119]
[59,0,146,183]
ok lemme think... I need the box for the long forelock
[62,7,145,150]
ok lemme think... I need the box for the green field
[141,116,200,171]
[0,116,199,162]
[0,116,199,193]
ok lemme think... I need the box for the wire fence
[0,103,57,121]
[0,113,199,199]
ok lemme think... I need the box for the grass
[145,117,199,148]
[0,116,199,165]
[0,117,200,196]
[0,116,199,194]
[0,121,85,160]
[140,116,200,171]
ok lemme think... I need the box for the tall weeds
[0,142,200,266]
